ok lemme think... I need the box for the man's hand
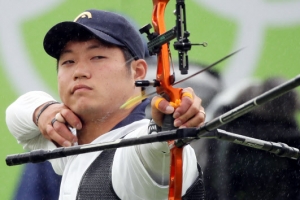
[151,87,205,128]
[34,102,82,147]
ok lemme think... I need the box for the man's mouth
[72,84,92,94]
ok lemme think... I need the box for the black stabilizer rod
[202,129,300,160]
[176,74,300,146]
[6,128,196,166]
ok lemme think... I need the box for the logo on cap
[73,11,92,22]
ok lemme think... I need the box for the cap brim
[43,21,124,59]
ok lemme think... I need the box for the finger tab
[154,97,165,110]
[182,92,193,100]
[170,99,181,108]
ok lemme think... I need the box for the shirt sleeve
[112,125,199,200]
[5,91,67,174]
[6,91,57,150]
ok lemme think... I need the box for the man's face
[57,39,135,119]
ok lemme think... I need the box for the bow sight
[139,0,207,75]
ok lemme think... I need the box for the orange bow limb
[152,0,182,106]
[168,142,184,200]
[152,1,183,199]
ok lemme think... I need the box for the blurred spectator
[203,76,300,200]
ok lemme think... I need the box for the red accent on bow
[152,1,183,199]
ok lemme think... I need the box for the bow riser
[152,0,182,104]
[152,1,184,199]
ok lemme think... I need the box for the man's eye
[91,56,105,60]
[61,60,74,65]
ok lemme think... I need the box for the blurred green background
[1,0,300,199]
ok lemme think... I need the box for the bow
[138,1,205,199]
[150,1,182,199]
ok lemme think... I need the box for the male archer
[6,9,206,199]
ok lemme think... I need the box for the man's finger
[60,109,82,130]
[152,96,174,114]
[173,88,195,119]
[46,124,73,147]
[52,121,77,144]
[181,91,194,100]
[179,110,206,128]
[55,113,66,123]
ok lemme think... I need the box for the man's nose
[73,62,91,80]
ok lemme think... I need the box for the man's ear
[132,59,148,80]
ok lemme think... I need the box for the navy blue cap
[43,9,145,60]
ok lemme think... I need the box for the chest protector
[76,149,205,200]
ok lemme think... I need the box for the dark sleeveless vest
[76,149,205,200]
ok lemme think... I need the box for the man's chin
[70,103,96,116]
[75,106,95,114]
